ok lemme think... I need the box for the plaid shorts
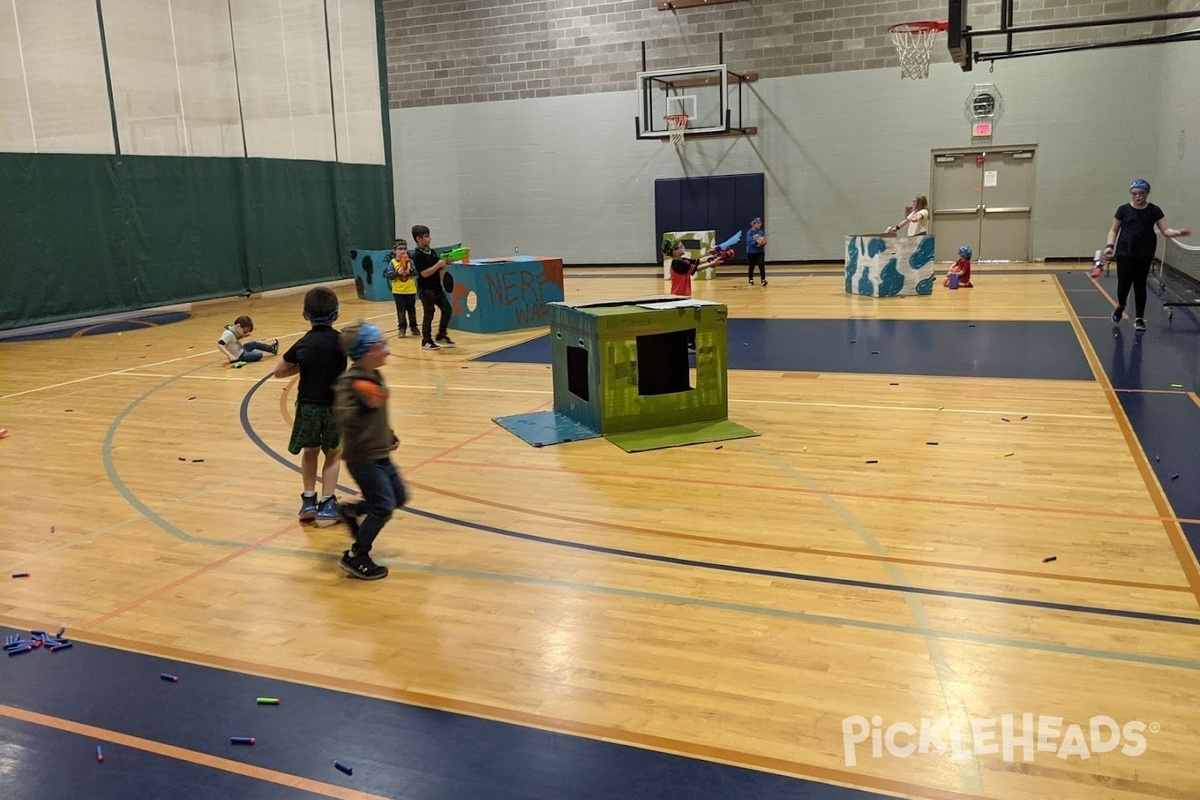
[288,402,340,455]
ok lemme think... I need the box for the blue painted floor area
[0,628,891,800]
[0,311,191,341]
[478,319,1094,380]
[1061,273,1200,560]
[0,715,330,800]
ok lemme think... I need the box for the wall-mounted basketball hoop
[664,114,689,146]
[888,20,948,80]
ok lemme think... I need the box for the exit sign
[972,121,993,137]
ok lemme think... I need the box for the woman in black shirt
[1104,179,1191,332]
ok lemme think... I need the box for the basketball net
[888,20,947,80]
[665,114,689,146]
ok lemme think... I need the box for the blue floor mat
[493,411,601,447]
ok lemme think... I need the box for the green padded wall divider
[0,153,391,331]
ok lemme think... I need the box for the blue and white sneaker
[298,494,319,522]
[314,496,340,528]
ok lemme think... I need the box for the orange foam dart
[352,380,389,408]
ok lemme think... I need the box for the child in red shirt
[664,237,719,298]
[945,245,973,288]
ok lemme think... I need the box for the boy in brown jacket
[332,322,407,580]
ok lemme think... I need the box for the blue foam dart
[717,230,742,249]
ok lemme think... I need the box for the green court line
[99,361,1200,683]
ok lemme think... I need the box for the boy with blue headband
[332,321,406,580]
[274,286,347,525]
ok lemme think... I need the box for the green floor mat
[604,419,760,453]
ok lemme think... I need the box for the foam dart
[11,573,29,578]
[56,627,65,637]
[256,697,280,705]
[7,645,33,656]
[1042,556,1057,563]
[49,643,73,652]
[231,737,256,746]
[1004,452,1015,457]
[1171,384,1183,388]
[96,745,104,763]
[160,673,179,682]
[334,760,353,775]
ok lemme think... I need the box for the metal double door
[931,146,1036,262]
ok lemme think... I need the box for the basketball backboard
[636,66,729,139]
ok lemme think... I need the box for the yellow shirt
[389,255,415,295]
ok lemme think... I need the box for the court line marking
[1191,392,1200,412]
[409,481,1192,594]
[1055,278,1200,607]
[0,645,988,800]
[245,376,1200,627]
[432,457,1200,527]
[0,704,393,800]
[0,311,396,402]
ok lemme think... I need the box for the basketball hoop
[888,20,948,80]
[664,114,689,146]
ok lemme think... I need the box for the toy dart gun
[436,245,471,263]
[707,231,741,264]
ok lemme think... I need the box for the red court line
[0,704,389,800]
[82,522,301,630]
[411,480,1193,594]
[431,457,1200,527]
[0,634,996,800]
[1055,279,1200,607]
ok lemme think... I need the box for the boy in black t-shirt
[410,224,455,350]
[1104,179,1191,332]
[273,286,347,524]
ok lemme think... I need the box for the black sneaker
[410,328,420,337]
[399,327,408,337]
[268,339,279,355]
[1111,306,1124,324]
[421,339,440,350]
[761,279,768,287]
[435,334,456,347]
[339,550,388,580]
[748,279,754,286]
[1134,317,1146,332]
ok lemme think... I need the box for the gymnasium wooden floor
[1,265,1199,800]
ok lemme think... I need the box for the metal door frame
[930,144,1037,262]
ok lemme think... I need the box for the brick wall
[383,0,1171,108]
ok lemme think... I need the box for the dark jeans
[419,287,452,340]
[1115,255,1153,318]
[747,252,766,280]
[346,457,407,556]
[237,340,274,362]
[393,293,418,332]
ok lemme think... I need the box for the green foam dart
[256,697,280,705]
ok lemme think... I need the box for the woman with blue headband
[1104,180,1191,332]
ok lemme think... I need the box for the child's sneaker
[1134,317,1146,332]
[748,278,755,286]
[435,334,456,347]
[421,339,440,350]
[298,493,319,522]
[761,279,768,287]
[399,327,408,337]
[268,339,279,355]
[410,328,420,337]
[1111,305,1124,324]
[314,496,340,527]
[339,550,388,580]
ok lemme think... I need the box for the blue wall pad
[493,410,601,447]
[477,318,1094,381]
